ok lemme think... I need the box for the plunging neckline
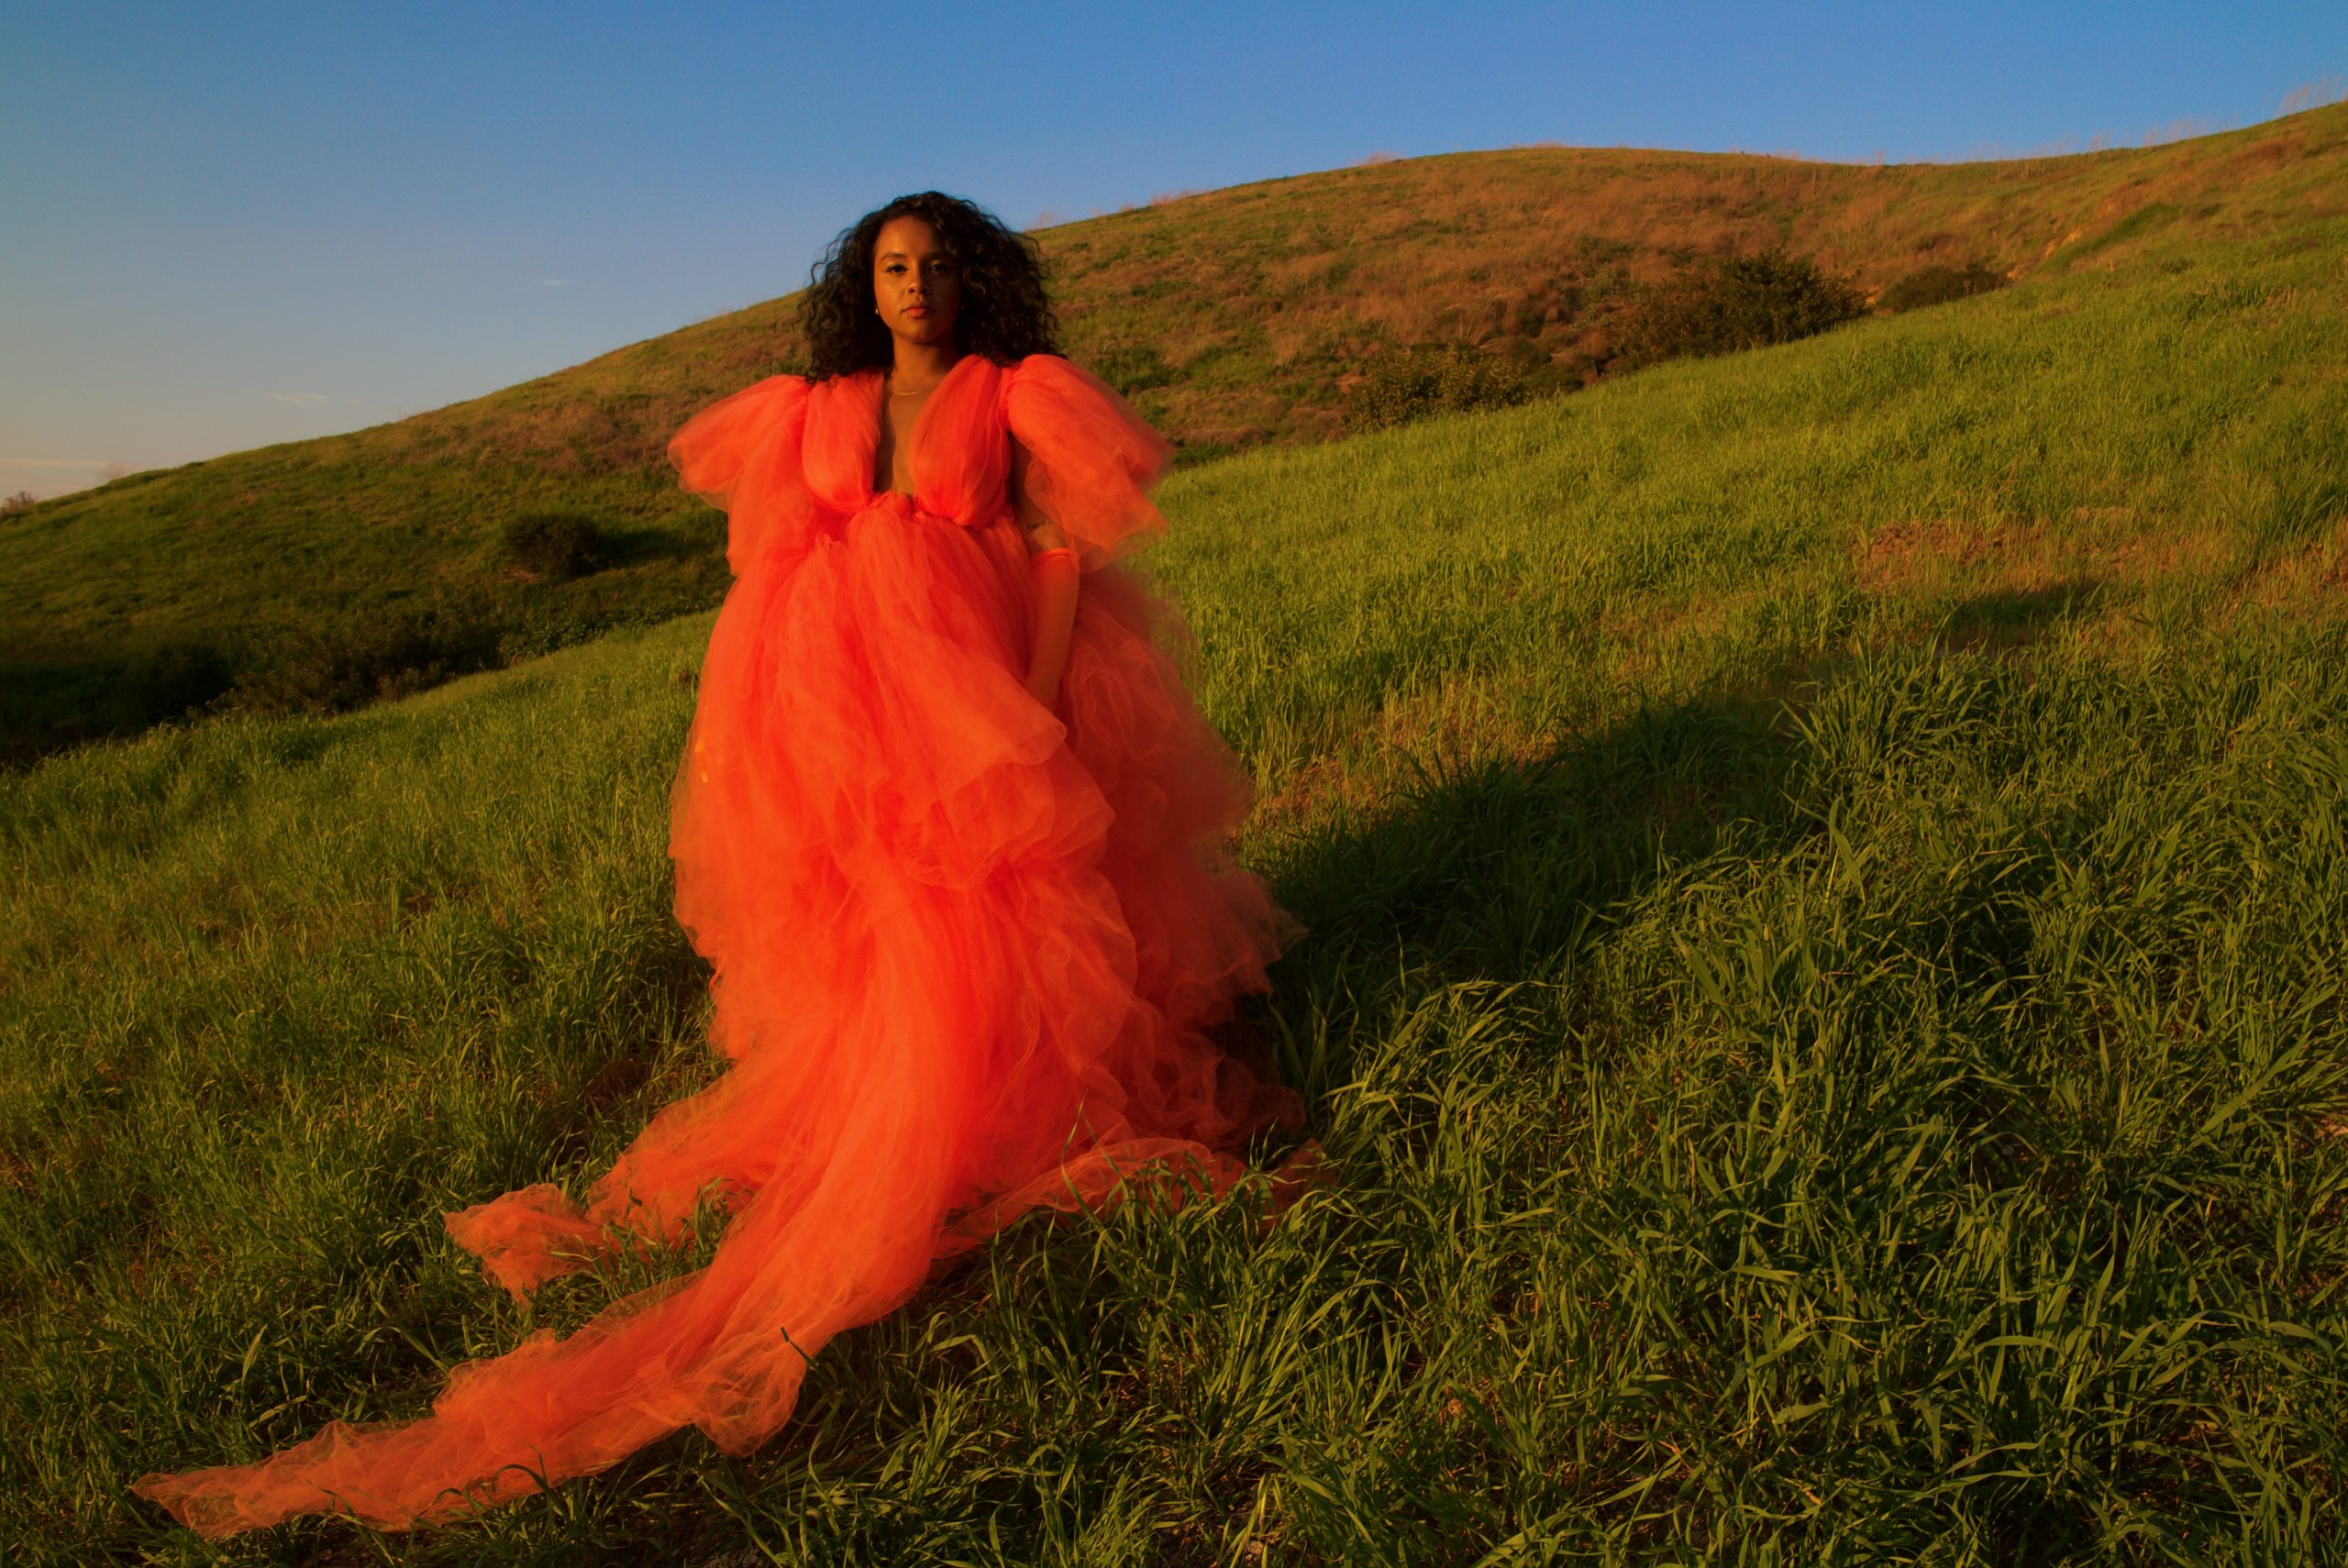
[870,355,978,504]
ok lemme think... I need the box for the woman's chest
[801,360,1013,525]
[874,392,927,499]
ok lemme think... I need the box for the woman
[133,191,1313,1539]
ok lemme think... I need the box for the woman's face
[871,215,961,350]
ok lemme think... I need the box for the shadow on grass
[1257,679,1811,1101]
[1940,580,2100,650]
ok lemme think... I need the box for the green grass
[0,439,729,757]
[5,186,2348,1562]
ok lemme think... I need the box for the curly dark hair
[800,192,1058,380]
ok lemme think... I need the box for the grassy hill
[5,105,2346,763]
[5,144,2346,1560]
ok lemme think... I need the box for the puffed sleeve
[667,373,814,575]
[1002,354,1177,571]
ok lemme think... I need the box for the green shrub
[227,603,504,716]
[1880,261,2007,314]
[125,637,236,724]
[1092,343,1176,396]
[501,511,609,580]
[1172,437,1235,468]
[1351,343,1531,429]
[1617,248,1866,368]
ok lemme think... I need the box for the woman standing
[134,191,1312,1538]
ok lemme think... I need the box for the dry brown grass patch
[1252,676,1561,832]
[2229,518,2348,614]
[1599,587,1763,657]
[1854,516,2049,595]
[1853,511,2237,611]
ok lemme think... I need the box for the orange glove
[1025,546,1079,709]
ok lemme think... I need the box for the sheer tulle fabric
[131,354,1311,1539]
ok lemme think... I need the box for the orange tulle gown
[132,353,1312,1539]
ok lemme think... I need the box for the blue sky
[3,1,2342,500]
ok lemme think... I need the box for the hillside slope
[8,196,2347,1558]
[5,104,2345,761]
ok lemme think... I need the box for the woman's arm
[1012,437,1080,709]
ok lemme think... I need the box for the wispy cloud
[268,391,327,406]
[535,278,577,289]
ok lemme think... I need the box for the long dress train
[130,353,1313,1539]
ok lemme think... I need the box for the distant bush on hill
[229,603,504,716]
[1,491,35,517]
[1091,343,1176,396]
[1350,343,1532,429]
[1618,248,1867,368]
[501,512,610,580]
[1879,261,2008,314]
[126,638,238,725]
